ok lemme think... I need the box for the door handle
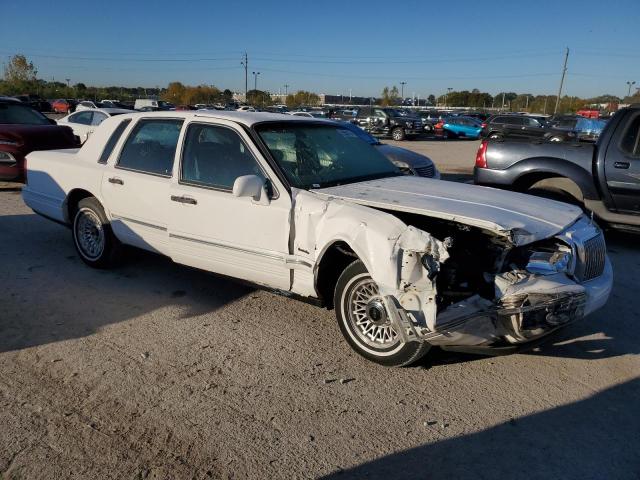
[614,162,630,169]
[108,177,124,185]
[170,195,197,205]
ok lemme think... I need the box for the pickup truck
[475,106,640,230]
[337,106,424,141]
[22,111,612,366]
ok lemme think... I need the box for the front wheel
[334,260,430,367]
[391,127,406,141]
[72,197,122,268]
[548,136,563,142]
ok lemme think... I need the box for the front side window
[117,119,183,176]
[69,112,93,125]
[181,123,265,190]
[257,123,399,189]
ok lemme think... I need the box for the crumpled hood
[312,176,584,245]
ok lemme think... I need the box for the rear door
[604,111,640,214]
[504,116,525,137]
[521,117,546,138]
[100,118,184,254]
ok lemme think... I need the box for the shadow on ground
[322,377,640,480]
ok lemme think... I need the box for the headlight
[526,250,572,275]
[406,122,413,128]
[0,151,17,164]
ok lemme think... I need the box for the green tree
[285,90,320,108]
[3,54,38,94]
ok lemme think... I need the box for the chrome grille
[576,233,606,282]
[414,165,435,178]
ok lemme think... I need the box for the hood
[312,176,584,245]
[375,144,432,167]
[0,124,78,152]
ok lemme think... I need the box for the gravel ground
[1,140,639,479]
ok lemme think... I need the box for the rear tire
[548,136,563,142]
[334,260,430,367]
[391,127,406,141]
[72,197,122,269]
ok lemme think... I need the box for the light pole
[400,81,407,103]
[284,84,289,96]
[626,81,636,98]
[445,87,452,108]
[252,71,260,91]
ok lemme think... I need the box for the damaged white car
[22,112,613,366]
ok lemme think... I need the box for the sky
[1,0,638,99]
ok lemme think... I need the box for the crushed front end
[387,215,612,351]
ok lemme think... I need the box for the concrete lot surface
[1,140,638,479]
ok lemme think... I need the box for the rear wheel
[72,197,122,268]
[391,127,406,141]
[334,260,430,367]
[548,135,563,142]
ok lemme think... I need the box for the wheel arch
[64,188,99,224]
[314,240,361,309]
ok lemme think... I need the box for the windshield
[256,123,400,189]
[0,103,50,125]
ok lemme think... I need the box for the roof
[113,110,333,127]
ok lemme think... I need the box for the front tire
[334,260,430,367]
[391,127,406,141]
[72,197,122,268]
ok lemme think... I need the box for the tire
[391,127,405,141]
[488,132,503,140]
[548,136,563,142]
[334,260,431,367]
[72,197,122,268]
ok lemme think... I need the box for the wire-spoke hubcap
[347,278,398,348]
[75,209,105,260]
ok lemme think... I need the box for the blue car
[436,116,483,139]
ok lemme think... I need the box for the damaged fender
[291,189,449,337]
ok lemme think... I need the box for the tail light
[475,140,488,168]
[481,122,487,128]
[435,121,443,129]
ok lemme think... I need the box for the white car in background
[57,108,130,143]
[236,106,256,112]
[75,100,103,111]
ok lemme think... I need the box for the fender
[506,157,600,201]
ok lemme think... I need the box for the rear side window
[620,114,640,157]
[70,111,93,125]
[98,119,131,164]
[117,119,183,175]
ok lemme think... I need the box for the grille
[578,234,606,281]
[414,165,435,178]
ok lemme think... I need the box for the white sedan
[57,108,131,143]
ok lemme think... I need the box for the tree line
[2,54,638,112]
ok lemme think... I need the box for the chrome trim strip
[111,215,167,231]
[285,259,314,268]
[169,233,283,261]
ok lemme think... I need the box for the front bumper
[389,258,612,350]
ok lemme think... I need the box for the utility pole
[543,95,548,114]
[400,81,407,103]
[501,92,505,111]
[241,52,248,102]
[525,95,530,110]
[252,71,260,92]
[554,47,569,114]
[284,84,289,96]
[445,87,452,108]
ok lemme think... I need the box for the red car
[0,98,79,182]
[51,99,77,114]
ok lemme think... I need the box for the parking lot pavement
[386,137,481,179]
[1,175,639,479]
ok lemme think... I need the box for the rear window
[620,114,640,157]
[0,103,50,125]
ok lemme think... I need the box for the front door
[604,111,640,214]
[168,120,292,290]
[101,118,184,254]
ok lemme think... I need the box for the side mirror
[232,175,269,205]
